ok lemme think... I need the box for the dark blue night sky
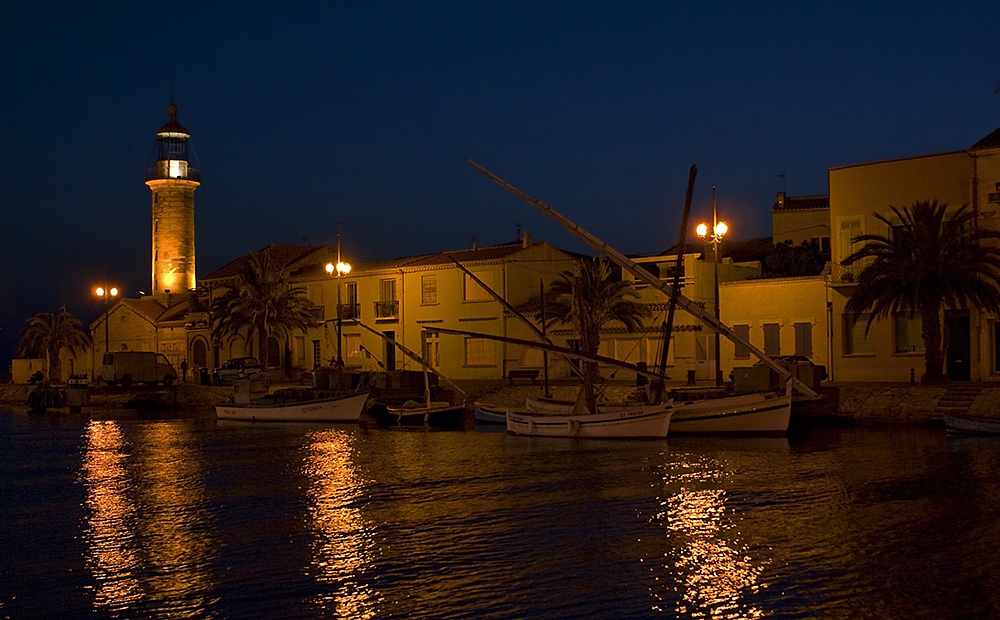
[2,1,998,369]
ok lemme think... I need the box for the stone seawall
[808,384,1000,425]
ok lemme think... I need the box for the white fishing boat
[506,402,673,438]
[944,413,1000,435]
[669,392,791,435]
[215,376,370,422]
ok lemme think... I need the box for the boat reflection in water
[302,428,381,618]
[653,450,777,619]
[79,420,216,617]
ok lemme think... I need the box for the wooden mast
[465,158,817,398]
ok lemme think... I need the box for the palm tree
[543,257,650,394]
[212,251,316,371]
[16,307,92,382]
[843,200,1000,383]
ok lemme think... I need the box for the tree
[543,257,651,386]
[843,200,1000,383]
[763,240,828,278]
[212,251,316,371]
[16,307,92,381]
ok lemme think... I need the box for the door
[384,331,396,371]
[946,314,970,381]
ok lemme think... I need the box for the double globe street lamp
[697,185,728,386]
[94,284,119,353]
[325,258,352,368]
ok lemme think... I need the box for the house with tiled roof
[292,235,580,381]
[771,193,831,254]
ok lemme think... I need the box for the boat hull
[506,404,672,438]
[473,402,507,424]
[670,393,791,435]
[386,402,466,428]
[216,391,370,422]
[944,413,1000,435]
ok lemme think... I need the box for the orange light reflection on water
[303,428,381,618]
[653,457,770,619]
[80,420,142,611]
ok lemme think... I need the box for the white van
[101,351,178,387]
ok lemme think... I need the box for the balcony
[823,258,872,285]
[374,300,399,319]
[145,166,202,182]
[338,303,360,321]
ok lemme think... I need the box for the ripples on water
[2,410,999,619]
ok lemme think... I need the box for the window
[733,324,751,360]
[465,337,494,366]
[763,323,781,356]
[343,282,359,320]
[838,217,863,261]
[794,322,813,357]
[421,274,438,305]
[307,284,323,307]
[844,313,875,355]
[422,332,441,369]
[380,279,396,302]
[312,340,321,368]
[894,314,923,353]
[464,271,493,301]
[293,336,305,367]
[343,334,362,363]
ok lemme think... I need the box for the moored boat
[669,392,791,435]
[506,403,673,438]
[386,399,466,428]
[215,376,371,422]
[473,401,508,424]
[944,413,1000,435]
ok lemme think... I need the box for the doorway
[384,331,396,371]
[946,314,970,381]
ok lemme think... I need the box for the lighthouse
[146,103,199,301]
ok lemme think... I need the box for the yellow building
[302,236,579,381]
[827,126,1000,382]
[771,192,831,253]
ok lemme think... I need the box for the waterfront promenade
[3,379,1000,426]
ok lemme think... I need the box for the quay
[3,379,1000,427]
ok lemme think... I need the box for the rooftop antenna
[776,173,786,194]
[995,81,1000,94]
[516,222,521,240]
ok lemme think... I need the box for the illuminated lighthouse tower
[146,103,199,302]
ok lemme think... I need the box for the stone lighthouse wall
[148,177,199,299]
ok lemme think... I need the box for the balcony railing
[374,300,399,319]
[145,167,202,182]
[338,303,360,321]
[822,258,873,284]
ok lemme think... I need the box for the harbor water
[2,407,999,619]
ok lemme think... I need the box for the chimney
[522,232,532,248]
[777,192,785,209]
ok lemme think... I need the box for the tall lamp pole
[697,186,728,387]
[94,284,119,353]
[326,228,352,368]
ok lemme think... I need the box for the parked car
[212,357,261,385]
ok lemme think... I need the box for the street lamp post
[326,231,352,368]
[697,185,728,387]
[94,284,119,353]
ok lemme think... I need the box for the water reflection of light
[654,457,770,618]
[80,420,142,610]
[133,423,215,617]
[303,428,380,617]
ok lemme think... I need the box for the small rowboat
[943,413,1000,435]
